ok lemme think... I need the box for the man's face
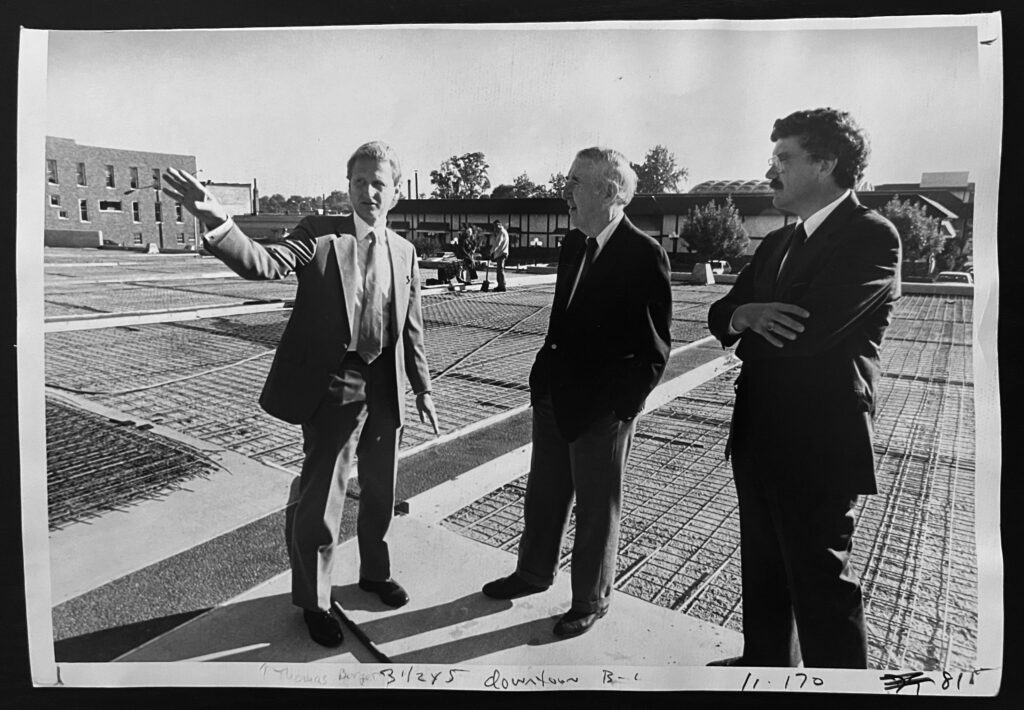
[348,158,398,225]
[563,157,611,236]
[765,136,823,215]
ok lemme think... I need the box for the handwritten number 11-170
[742,672,823,690]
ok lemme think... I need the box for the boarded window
[105,165,116,188]
[77,163,87,186]
[46,159,59,184]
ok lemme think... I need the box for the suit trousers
[732,463,868,668]
[494,256,506,289]
[284,349,400,612]
[516,394,637,614]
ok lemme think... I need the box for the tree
[490,184,515,199]
[324,190,350,214]
[879,196,945,274]
[430,152,491,198]
[938,220,972,272]
[538,172,567,197]
[259,193,287,214]
[631,145,688,194]
[511,172,545,198]
[679,196,749,261]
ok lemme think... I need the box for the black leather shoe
[359,577,410,608]
[707,656,746,667]
[553,606,608,638]
[482,573,549,599]
[303,608,344,647]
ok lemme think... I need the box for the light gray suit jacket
[204,214,431,426]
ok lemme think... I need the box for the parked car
[934,271,973,284]
[708,260,732,275]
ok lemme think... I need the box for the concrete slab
[117,515,741,666]
[336,516,742,666]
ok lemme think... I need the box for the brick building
[44,136,200,250]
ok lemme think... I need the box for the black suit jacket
[530,216,672,441]
[707,194,901,495]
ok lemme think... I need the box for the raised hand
[162,167,230,230]
[733,302,810,348]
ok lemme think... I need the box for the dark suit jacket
[530,216,672,441]
[707,194,901,495]
[204,215,432,426]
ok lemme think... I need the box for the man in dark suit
[163,141,439,648]
[707,108,901,668]
[482,147,672,638]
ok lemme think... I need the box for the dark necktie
[357,231,383,363]
[777,222,807,284]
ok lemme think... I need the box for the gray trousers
[284,349,400,612]
[516,395,637,613]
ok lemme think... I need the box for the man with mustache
[707,108,901,667]
[163,141,439,648]
[482,147,672,638]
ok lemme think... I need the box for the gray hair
[575,146,637,206]
[346,140,402,185]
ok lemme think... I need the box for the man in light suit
[163,141,439,648]
[482,147,672,638]
[707,108,901,667]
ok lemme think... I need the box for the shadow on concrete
[54,609,209,662]
[387,614,564,664]
[346,590,515,644]
[119,592,378,663]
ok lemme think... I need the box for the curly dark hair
[770,108,870,189]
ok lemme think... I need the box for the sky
[43,18,996,199]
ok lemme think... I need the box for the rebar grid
[443,294,977,669]
[45,399,218,530]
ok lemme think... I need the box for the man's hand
[416,392,440,436]
[732,302,810,348]
[162,167,230,231]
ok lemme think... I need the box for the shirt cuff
[203,218,235,245]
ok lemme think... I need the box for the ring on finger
[767,322,774,332]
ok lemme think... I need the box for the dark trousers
[733,464,868,668]
[284,349,399,612]
[494,256,506,289]
[516,395,637,613]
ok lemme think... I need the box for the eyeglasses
[767,152,816,172]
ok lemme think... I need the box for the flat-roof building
[44,136,200,250]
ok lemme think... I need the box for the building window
[133,233,143,245]
[49,194,61,207]
[58,209,69,220]
[132,201,140,222]
[154,201,163,223]
[46,159,59,184]
[79,199,89,222]
[99,200,123,213]
[152,168,161,190]
[130,167,139,189]
[175,203,184,222]
[77,162,87,186]
[105,165,116,188]
[177,232,186,245]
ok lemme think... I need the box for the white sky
[45,21,990,198]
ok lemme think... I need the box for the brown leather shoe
[482,573,549,599]
[553,606,608,638]
[303,608,344,647]
[359,577,410,608]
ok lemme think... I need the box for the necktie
[357,231,384,363]
[569,237,598,305]
[777,223,807,284]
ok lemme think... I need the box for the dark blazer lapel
[331,215,359,338]
[777,193,861,290]
[758,226,796,299]
[566,217,633,312]
[553,231,586,314]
